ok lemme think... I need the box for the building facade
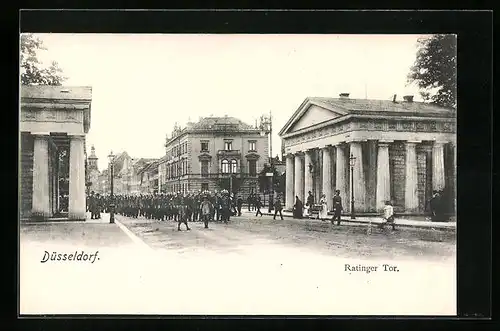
[279,95,456,215]
[20,86,92,220]
[137,160,159,193]
[159,116,270,195]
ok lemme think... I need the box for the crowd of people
[86,186,450,231]
[86,190,276,230]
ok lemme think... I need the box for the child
[379,200,396,231]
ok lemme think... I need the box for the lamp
[349,153,356,219]
[108,150,115,224]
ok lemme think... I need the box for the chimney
[339,93,350,99]
[392,94,397,103]
[403,95,414,103]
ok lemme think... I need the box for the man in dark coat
[236,195,243,216]
[273,195,284,220]
[332,190,343,225]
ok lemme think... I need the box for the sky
[32,33,428,171]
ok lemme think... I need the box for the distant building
[97,152,157,195]
[86,145,100,193]
[137,160,159,193]
[159,116,270,195]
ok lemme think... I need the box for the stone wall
[389,142,406,211]
[20,133,34,219]
[417,143,433,213]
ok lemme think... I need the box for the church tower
[88,145,99,172]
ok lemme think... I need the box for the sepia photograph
[19,33,457,315]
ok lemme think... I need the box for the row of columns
[31,133,86,220]
[285,140,451,213]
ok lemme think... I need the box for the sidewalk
[241,210,456,231]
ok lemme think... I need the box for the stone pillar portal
[285,154,295,210]
[350,141,366,212]
[376,141,391,211]
[432,141,446,191]
[294,153,304,203]
[69,135,86,220]
[322,146,333,211]
[32,134,51,218]
[405,141,420,212]
[335,144,347,211]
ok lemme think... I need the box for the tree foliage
[407,35,457,109]
[258,163,280,193]
[20,33,67,85]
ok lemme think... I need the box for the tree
[407,35,457,109]
[20,33,67,85]
[258,163,280,193]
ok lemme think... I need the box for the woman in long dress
[318,194,328,221]
[293,196,303,219]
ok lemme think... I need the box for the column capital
[321,144,333,150]
[433,140,448,146]
[378,139,394,144]
[285,153,295,159]
[406,140,421,145]
[333,141,345,147]
[346,139,367,144]
[31,132,51,137]
[69,134,86,140]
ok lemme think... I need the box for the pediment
[287,104,345,133]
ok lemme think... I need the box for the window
[249,160,257,176]
[201,140,209,152]
[185,160,189,175]
[249,141,256,151]
[221,159,230,173]
[201,160,209,177]
[201,183,209,191]
[224,140,232,151]
[231,159,238,173]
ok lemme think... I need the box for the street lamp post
[108,151,115,224]
[349,153,356,219]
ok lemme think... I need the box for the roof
[21,85,92,101]
[279,96,455,136]
[188,116,255,131]
[309,97,454,116]
[112,152,130,174]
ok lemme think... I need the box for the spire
[89,145,98,159]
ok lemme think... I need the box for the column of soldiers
[87,189,248,228]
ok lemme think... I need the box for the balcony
[217,149,241,159]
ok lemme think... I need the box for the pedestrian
[237,195,243,216]
[255,195,263,217]
[429,190,440,221]
[273,195,283,220]
[177,196,191,231]
[304,191,314,217]
[200,196,213,229]
[293,196,303,219]
[318,193,328,221]
[379,200,396,231]
[331,190,343,225]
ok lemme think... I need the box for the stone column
[349,141,366,212]
[294,152,304,203]
[376,140,392,211]
[405,141,420,212]
[32,134,51,218]
[68,135,86,220]
[451,141,457,215]
[432,141,446,191]
[304,149,314,199]
[285,154,295,210]
[322,146,333,211]
[335,143,347,209]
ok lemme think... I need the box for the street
[20,213,456,315]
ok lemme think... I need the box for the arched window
[231,159,238,173]
[222,159,230,174]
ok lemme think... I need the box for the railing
[217,149,241,157]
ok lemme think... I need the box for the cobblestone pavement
[117,213,456,262]
[20,213,456,315]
